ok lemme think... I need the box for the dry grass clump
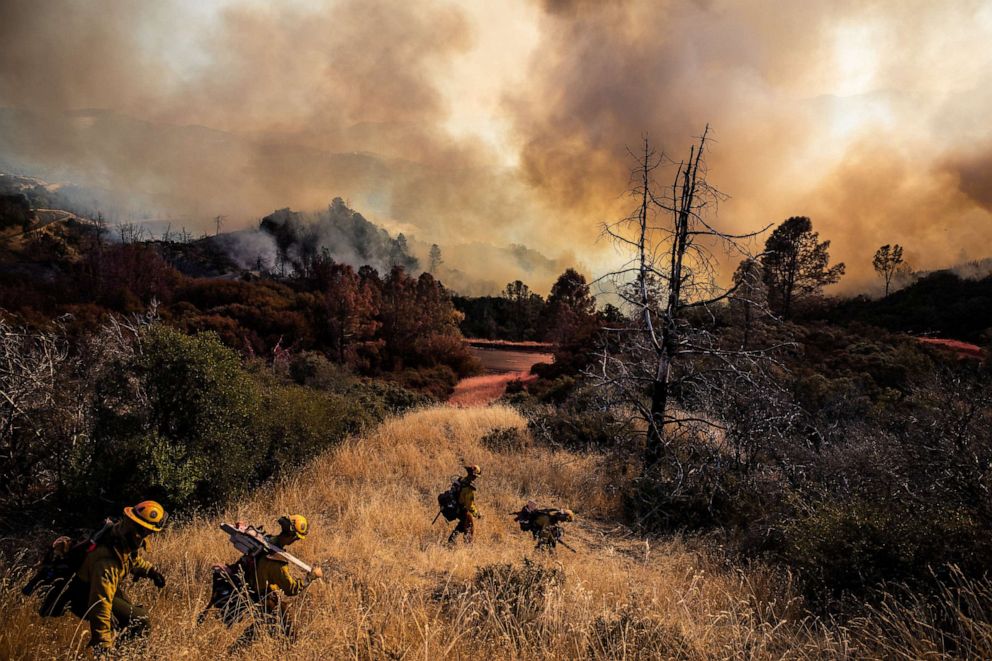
[3,404,991,659]
[448,372,536,407]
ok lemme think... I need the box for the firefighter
[69,500,168,651]
[533,508,575,552]
[447,465,481,545]
[232,514,323,646]
[513,502,576,552]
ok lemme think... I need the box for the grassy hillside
[2,405,989,659]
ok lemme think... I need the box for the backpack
[200,526,272,626]
[202,556,259,625]
[513,501,541,533]
[437,478,462,521]
[22,519,113,618]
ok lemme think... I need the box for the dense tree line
[0,227,480,396]
[831,269,992,343]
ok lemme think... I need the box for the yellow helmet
[464,464,482,477]
[278,514,309,540]
[123,500,168,532]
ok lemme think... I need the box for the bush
[480,426,531,453]
[346,379,432,416]
[254,383,377,477]
[78,326,259,509]
[386,365,458,400]
[783,499,992,608]
[59,327,428,516]
[527,407,634,451]
[435,560,564,638]
[288,351,355,390]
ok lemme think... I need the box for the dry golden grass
[448,373,537,407]
[2,405,989,659]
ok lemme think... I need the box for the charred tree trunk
[647,349,671,466]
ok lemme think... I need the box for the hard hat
[464,464,482,477]
[278,514,309,540]
[123,500,168,532]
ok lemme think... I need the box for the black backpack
[437,478,462,521]
[22,519,113,617]
[513,501,541,533]
[199,527,273,626]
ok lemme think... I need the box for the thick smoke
[0,0,553,272]
[2,0,992,293]
[508,0,992,290]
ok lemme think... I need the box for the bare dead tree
[592,127,777,472]
[0,309,154,515]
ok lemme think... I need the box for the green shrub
[254,383,377,477]
[783,499,992,608]
[527,407,634,451]
[347,379,432,416]
[386,365,458,400]
[288,351,354,390]
[480,426,531,453]
[80,326,259,508]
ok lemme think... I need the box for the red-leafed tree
[322,262,380,365]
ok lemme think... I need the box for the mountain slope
[2,405,896,659]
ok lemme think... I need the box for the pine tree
[761,216,845,318]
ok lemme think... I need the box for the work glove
[148,569,166,590]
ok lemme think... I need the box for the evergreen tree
[428,244,443,274]
[761,216,845,318]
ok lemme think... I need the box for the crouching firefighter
[22,500,169,651]
[438,464,481,545]
[200,515,323,647]
[512,501,576,552]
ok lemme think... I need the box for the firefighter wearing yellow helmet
[534,508,575,552]
[69,500,169,650]
[512,502,576,552]
[233,514,322,646]
[245,514,322,599]
[447,465,482,545]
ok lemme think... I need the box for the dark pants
[67,580,150,646]
[448,511,475,544]
[232,593,294,649]
[536,525,561,551]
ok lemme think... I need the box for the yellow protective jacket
[457,480,478,516]
[247,555,304,598]
[532,512,552,531]
[75,529,156,647]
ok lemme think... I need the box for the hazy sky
[2,0,992,293]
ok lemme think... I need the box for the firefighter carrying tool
[200,515,322,647]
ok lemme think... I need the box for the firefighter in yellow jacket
[70,500,168,650]
[447,465,481,545]
[236,514,322,645]
[533,508,575,551]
